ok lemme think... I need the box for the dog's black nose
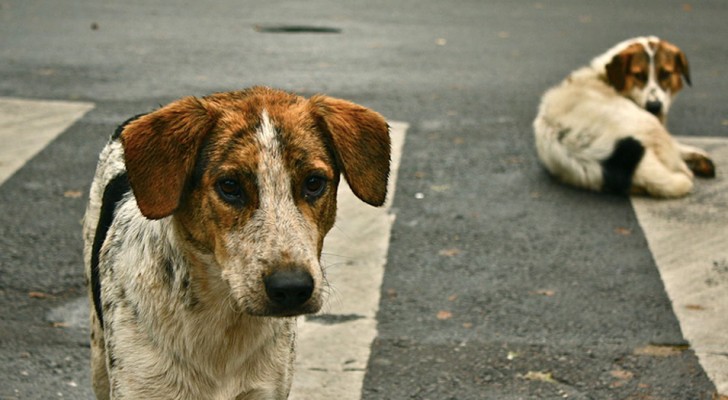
[264,270,314,309]
[645,101,662,116]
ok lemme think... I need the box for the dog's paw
[685,155,716,178]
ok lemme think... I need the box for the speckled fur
[83,87,391,399]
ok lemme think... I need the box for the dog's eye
[302,175,327,201]
[635,72,648,82]
[216,179,245,204]
[658,69,671,81]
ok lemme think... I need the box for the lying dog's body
[534,36,715,197]
[83,87,391,399]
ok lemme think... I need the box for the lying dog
[82,87,391,399]
[534,36,715,197]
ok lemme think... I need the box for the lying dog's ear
[605,43,647,92]
[606,50,632,92]
[121,97,217,219]
[657,40,691,87]
[675,49,691,87]
[311,96,391,207]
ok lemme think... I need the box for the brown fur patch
[606,43,650,93]
[310,96,391,206]
[605,40,690,96]
[121,97,219,219]
[655,40,691,91]
[685,154,716,178]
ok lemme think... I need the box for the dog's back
[82,131,129,399]
[533,66,657,194]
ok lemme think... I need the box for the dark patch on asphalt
[254,25,342,34]
[306,313,364,325]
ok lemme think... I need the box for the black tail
[601,137,645,195]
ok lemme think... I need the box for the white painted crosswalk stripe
[632,137,728,396]
[289,121,408,400]
[0,97,94,185]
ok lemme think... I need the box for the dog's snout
[264,270,314,309]
[645,101,662,116]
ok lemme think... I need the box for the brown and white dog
[82,87,391,399]
[533,36,715,197]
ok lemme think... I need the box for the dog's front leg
[677,142,716,178]
[90,313,111,400]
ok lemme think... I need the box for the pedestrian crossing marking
[632,137,728,396]
[289,121,408,400]
[0,98,94,185]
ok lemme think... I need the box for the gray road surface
[1,1,727,399]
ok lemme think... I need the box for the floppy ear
[605,51,631,92]
[120,96,217,219]
[676,50,691,86]
[659,40,692,88]
[310,95,391,207]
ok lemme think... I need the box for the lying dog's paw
[685,155,716,178]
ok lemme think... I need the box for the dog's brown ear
[658,40,692,87]
[605,43,646,92]
[121,97,217,219]
[311,96,391,207]
[606,51,632,92]
[676,49,691,86]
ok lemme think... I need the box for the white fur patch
[251,110,317,259]
[255,110,295,213]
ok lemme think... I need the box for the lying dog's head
[119,87,390,317]
[601,36,691,122]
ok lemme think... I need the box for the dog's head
[119,87,390,317]
[602,37,691,122]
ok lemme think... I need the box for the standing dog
[533,36,715,197]
[83,87,391,399]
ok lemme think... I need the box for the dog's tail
[601,137,645,194]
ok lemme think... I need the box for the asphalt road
[1,0,727,399]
